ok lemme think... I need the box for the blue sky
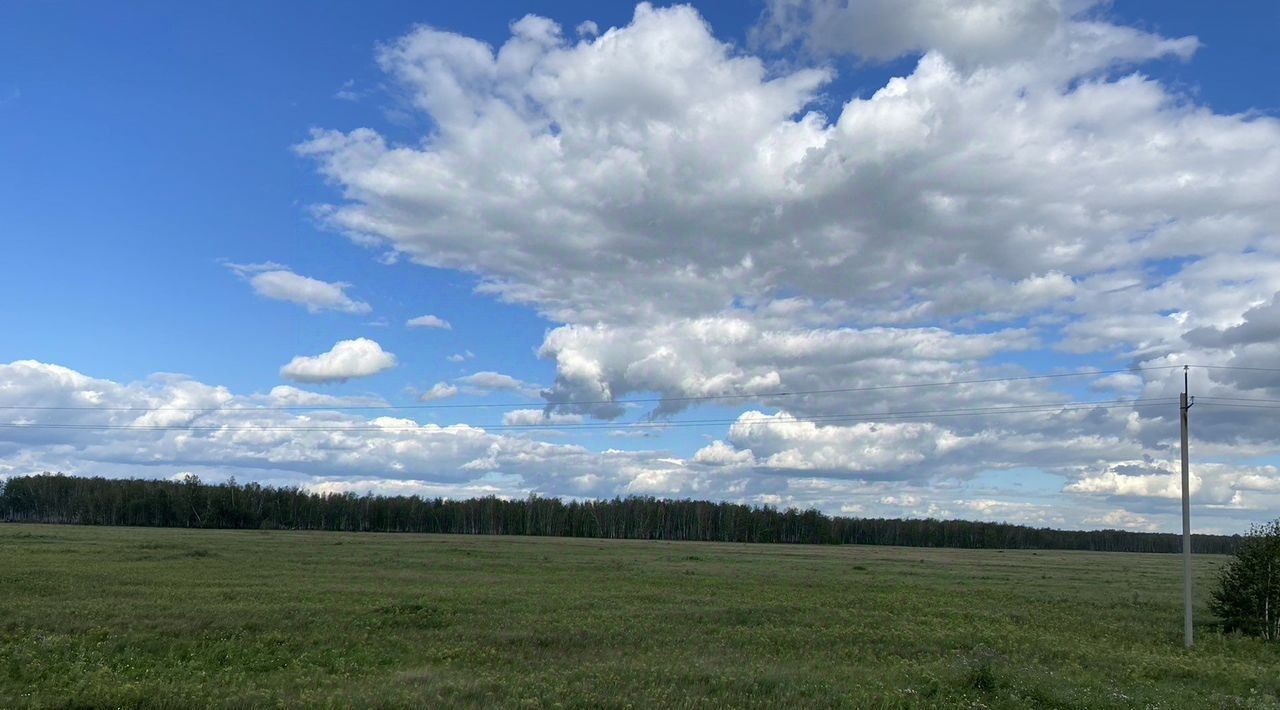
[2,1,1280,532]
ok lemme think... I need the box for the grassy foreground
[1,524,1276,708]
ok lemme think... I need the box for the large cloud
[538,316,1038,419]
[296,3,1279,421]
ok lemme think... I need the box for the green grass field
[1,524,1276,708]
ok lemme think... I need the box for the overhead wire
[1191,364,1280,374]
[1195,402,1280,411]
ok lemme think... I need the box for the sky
[2,0,1279,534]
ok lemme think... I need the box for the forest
[0,473,1241,553]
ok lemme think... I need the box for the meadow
[1,523,1276,708]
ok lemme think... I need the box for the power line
[1195,402,1280,411]
[0,398,1178,433]
[1196,396,1280,404]
[0,365,1184,413]
[1191,364,1280,374]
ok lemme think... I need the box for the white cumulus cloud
[279,338,397,383]
[419,382,459,401]
[457,371,541,397]
[501,409,585,426]
[294,2,1279,435]
[406,314,452,329]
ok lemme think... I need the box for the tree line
[0,473,1241,553]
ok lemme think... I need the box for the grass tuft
[373,602,449,629]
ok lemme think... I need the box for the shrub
[1210,519,1280,641]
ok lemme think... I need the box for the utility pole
[1180,365,1194,648]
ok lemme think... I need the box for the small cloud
[382,107,415,127]
[576,20,599,38]
[334,79,362,101]
[1090,372,1143,393]
[263,385,386,408]
[407,314,452,330]
[502,409,584,426]
[447,350,475,363]
[224,261,370,315]
[878,495,920,507]
[692,440,755,466]
[419,382,459,401]
[608,428,658,438]
[457,370,541,397]
[280,338,396,384]
[1083,509,1159,532]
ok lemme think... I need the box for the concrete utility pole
[1180,365,1194,648]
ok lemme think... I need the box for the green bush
[1210,519,1280,641]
